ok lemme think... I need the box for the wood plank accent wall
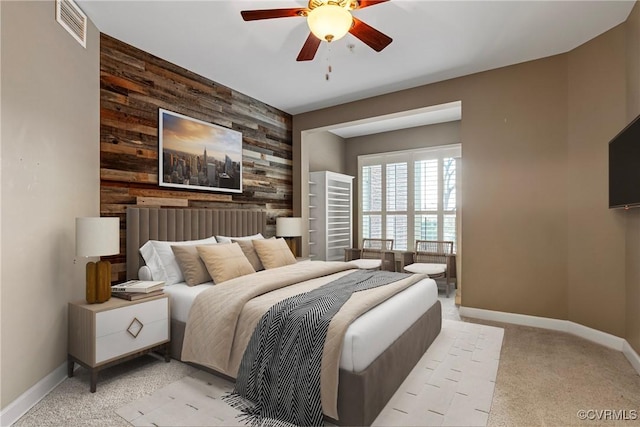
[99,34,293,282]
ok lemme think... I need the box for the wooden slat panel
[100,34,293,281]
[101,168,157,183]
[136,197,188,207]
[129,187,233,203]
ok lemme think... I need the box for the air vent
[56,0,87,48]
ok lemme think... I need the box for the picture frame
[158,108,243,193]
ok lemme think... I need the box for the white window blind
[361,164,382,239]
[359,144,461,252]
[386,162,408,249]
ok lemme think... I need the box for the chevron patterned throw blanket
[224,269,411,427]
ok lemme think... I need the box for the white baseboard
[459,306,568,333]
[566,321,625,351]
[0,361,71,426]
[459,306,639,375]
[623,341,640,374]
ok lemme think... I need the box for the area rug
[115,320,504,426]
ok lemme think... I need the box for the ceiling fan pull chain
[325,44,333,81]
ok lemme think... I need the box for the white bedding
[163,273,438,373]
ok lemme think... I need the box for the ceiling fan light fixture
[307,4,353,42]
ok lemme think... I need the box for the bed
[126,207,442,426]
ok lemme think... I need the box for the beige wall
[344,121,461,173]
[626,3,640,353]
[567,25,627,337]
[295,55,571,320]
[344,121,461,246]
[0,0,4,409]
[1,0,100,408]
[307,131,347,174]
[0,2,5,410]
[627,211,640,352]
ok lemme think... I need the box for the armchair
[403,240,455,297]
[344,238,395,272]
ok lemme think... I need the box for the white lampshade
[307,4,352,42]
[76,217,120,257]
[276,217,303,237]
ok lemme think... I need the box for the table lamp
[76,217,120,303]
[276,217,303,257]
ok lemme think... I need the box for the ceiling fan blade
[349,17,392,52]
[241,8,306,21]
[297,33,321,61]
[356,0,390,9]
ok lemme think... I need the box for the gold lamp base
[86,260,112,304]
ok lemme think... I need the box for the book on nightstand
[112,289,164,301]
[111,280,165,293]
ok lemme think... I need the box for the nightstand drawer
[96,298,168,337]
[96,318,168,363]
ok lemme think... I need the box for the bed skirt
[169,300,442,426]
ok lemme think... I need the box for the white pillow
[139,236,217,285]
[215,233,264,244]
[138,265,153,281]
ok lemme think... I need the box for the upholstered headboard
[126,207,267,279]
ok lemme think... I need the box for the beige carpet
[114,320,504,427]
[483,320,640,427]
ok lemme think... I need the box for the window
[359,144,461,251]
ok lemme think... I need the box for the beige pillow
[232,238,264,271]
[253,238,297,269]
[171,244,213,286]
[197,243,256,284]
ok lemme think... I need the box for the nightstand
[67,294,170,392]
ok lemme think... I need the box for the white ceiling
[78,0,634,116]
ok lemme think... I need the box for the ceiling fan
[241,0,393,61]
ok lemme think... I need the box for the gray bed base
[126,207,443,426]
[170,301,442,426]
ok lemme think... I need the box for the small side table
[67,294,170,392]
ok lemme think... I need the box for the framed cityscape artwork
[158,108,243,193]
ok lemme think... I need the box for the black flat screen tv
[609,114,640,209]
